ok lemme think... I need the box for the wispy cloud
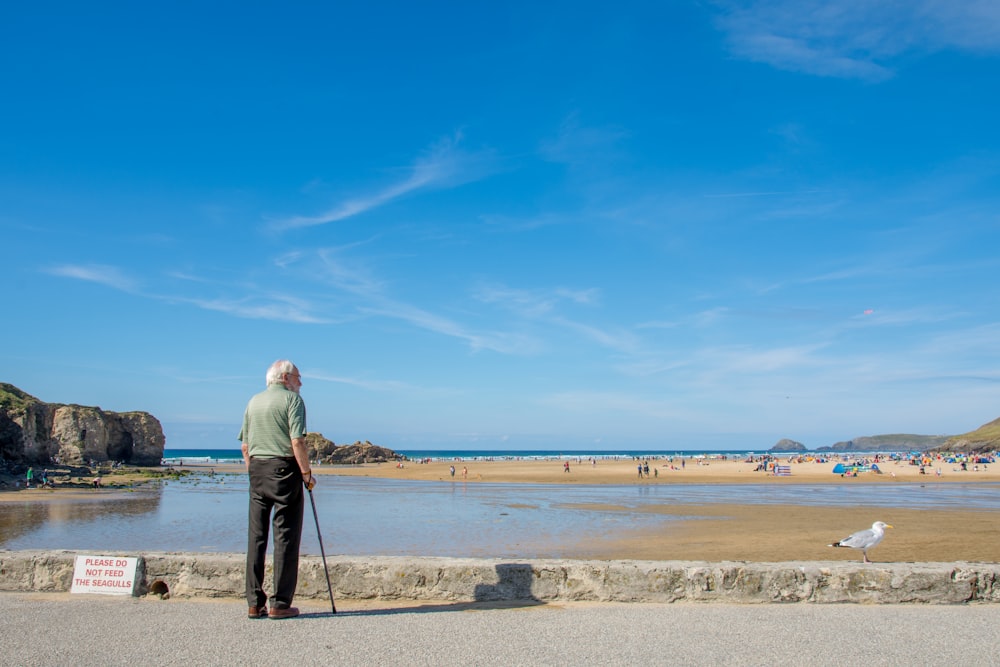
[636,307,730,331]
[549,316,642,354]
[48,262,330,324]
[311,251,540,354]
[305,370,416,393]
[316,246,387,296]
[702,189,827,198]
[713,0,1000,81]
[473,283,641,352]
[916,322,1000,358]
[540,390,691,420]
[479,212,574,233]
[697,343,829,375]
[474,284,600,318]
[270,133,498,231]
[359,301,540,355]
[170,294,330,324]
[539,112,630,166]
[44,264,139,292]
[842,307,962,329]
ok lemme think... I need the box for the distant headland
[768,417,1000,454]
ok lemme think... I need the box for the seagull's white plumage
[829,521,893,563]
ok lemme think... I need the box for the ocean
[160,447,815,465]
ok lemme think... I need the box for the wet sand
[4,457,998,562]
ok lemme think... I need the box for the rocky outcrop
[327,440,402,464]
[302,433,402,464]
[770,439,806,452]
[0,383,164,466]
[303,432,338,461]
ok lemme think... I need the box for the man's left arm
[288,394,312,488]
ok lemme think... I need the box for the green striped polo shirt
[238,383,307,458]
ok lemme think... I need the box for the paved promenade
[2,592,999,666]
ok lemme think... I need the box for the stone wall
[1,551,998,604]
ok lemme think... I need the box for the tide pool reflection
[0,489,163,546]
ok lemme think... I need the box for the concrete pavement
[2,592,998,666]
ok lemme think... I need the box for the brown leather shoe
[248,605,268,619]
[268,606,300,619]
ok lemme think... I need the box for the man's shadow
[307,563,545,617]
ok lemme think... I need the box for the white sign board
[71,556,138,596]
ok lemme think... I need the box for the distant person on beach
[564,461,570,473]
[240,359,315,620]
[25,467,33,488]
[450,465,456,477]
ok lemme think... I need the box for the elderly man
[240,359,316,619]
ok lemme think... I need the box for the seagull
[828,521,893,563]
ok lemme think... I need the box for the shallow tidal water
[2,474,998,558]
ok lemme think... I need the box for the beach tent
[832,463,847,474]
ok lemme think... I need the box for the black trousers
[246,456,304,609]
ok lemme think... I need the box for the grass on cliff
[959,418,1000,442]
[0,383,40,413]
[941,416,1000,450]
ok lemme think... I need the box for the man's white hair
[266,359,296,386]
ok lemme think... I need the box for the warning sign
[71,556,138,596]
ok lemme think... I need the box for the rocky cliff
[0,383,165,467]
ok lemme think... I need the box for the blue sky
[2,1,999,451]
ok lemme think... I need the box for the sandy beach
[4,455,998,562]
[302,454,1000,486]
[7,454,996,491]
